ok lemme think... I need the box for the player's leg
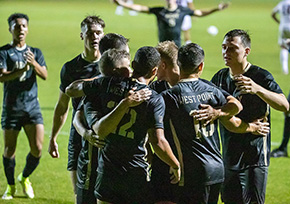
[207,183,222,204]
[279,29,290,74]
[181,15,192,45]
[2,129,20,200]
[77,186,97,204]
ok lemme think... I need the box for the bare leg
[183,29,191,44]
[23,123,44,157]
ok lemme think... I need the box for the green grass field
[0,0,290,203]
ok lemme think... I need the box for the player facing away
[0,13,48,200]
[48,15,104,201]
[112,0,229,47]
[211,29,289,204]
[66,46,181,204]
[270,91,290,157]
[272,0,290,74]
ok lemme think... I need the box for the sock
[3,156,15,185]
[279,115,290,151]
[280,48,289,74]
[22,153,40,178]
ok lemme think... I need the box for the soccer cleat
[2,185,16,200]
[270,148,288,158]
[17,173,35,199]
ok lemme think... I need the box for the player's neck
[83,50,101,63]
[179,73,199,80]
[230,61,250,75]
[12,39,26,48]
[166,3,178,11]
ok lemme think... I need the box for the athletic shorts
[150,155,179,202]
[77,186,96,204]
[95,170,150,204]
[1,107,43,131]
[178,183,221,204]
[278,27,290,48]
[222,166,268,204]
[67,125,82,171]
[181,15,192,31]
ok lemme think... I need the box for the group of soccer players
[1,1,290,204]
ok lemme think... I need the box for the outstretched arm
[113,0,150,13]
[194,2,229,17]
[271,10,280,24]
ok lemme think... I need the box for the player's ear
[244,47,251,57]
[198,62,204,71]
[152,66,158,76]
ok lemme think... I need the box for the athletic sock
[22,153,40,178]
[280,48,289,74]
[3,156,15,185]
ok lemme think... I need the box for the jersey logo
[10,53,15,57]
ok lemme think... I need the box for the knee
[4,146,16,158]
[30,143,43,157]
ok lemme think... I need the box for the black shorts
[95,170,150,204]
[67,125,82,171]
[150,155,178,203]
[222,166,268,204]
[77,186,96,204]
[1,108,43,131]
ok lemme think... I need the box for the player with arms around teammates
[112,0,229,47]
[48,15,105,201]
[0,13,48,200]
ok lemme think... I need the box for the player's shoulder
[0,44,12,52]
[248,64,273,79]
[61,54,82,70]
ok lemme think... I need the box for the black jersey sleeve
[31,47,47,68]
[0,48,7,69]
[147,93,165,129]
[149,7,163,15]
[181,6,194,16]
[82,77,104,96]
[59,63,71,93]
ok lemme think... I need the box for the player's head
[8,13,29,42]
[178,43,204,76]
[80,15,105,51]
[99,48,132,78]
[165,0,177,6]
[99,33,129,55]
[222,29,251,67]
[132,46,161,80]
[156,41,179,84]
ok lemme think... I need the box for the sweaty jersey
[273,0,290,30]
[211,64,283,170]
[149,6,194,47]
[162,78,227,186]
[0,44,46,113]
[83,76,165,177]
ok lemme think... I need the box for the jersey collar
[81,52,99,63]
[11,42,27,51]
[229,62,252,79]
[179,78,199,82]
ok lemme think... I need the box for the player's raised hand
[48,140,60,158]
[24,48,36,66]
[169,166,181,184]
[190,104,219,126]
[234,74,260,95]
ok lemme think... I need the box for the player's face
[81,23,104,51]
[222,36,249,67]
[165,0,177,6]
[9,18,28,42]
[114,57,132,77]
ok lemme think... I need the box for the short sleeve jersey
[162,78,227,186]
[149,6,194,47]
[83,77,165,176]
[211,65,283,170]
[0,44,46,113]
[273,0,290,30]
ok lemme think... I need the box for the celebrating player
[0,13,48,200]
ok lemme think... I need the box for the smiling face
[222,36,250,67]
[81,23,104,52]
[10,18,28,43]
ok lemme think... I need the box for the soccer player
[0,13,48,200]
[176,0,195,44]
[66,46,181,204]
[211,29,289,204]
[115,0,138,16]
[272,0,290,75]
[112,0,228,47]
[48,15,105,200]
[270,91,290,157]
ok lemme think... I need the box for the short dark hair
[133,46,161,77]
[156,41,178,67]
[99,33,129,55]
[178,43,204,74]
[224,29,251,48]
[99,48,130,76]
[80,15,105,30]
[8,13,29,27]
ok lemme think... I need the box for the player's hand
[48,139,60,158]
[234,74,260,95]
[84,129,106,148]
[123,87,152,107]
[169,166,181,184]
[24,48,36,67]
[190,104,219,126]
[218,2,230,10]
[250,119,270,137]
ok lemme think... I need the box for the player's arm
[234,75,289,112]
[25,49,47,80]
[65,79,86,98]
[92,88,152,140]
[219,116,270,136]
[113,0,150,13]
[148,128,180,184]
[187,0,195,10]
[271,9,280,24]
[194,3,229,17]
[0,65,29,82]
[48,90,70,158]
